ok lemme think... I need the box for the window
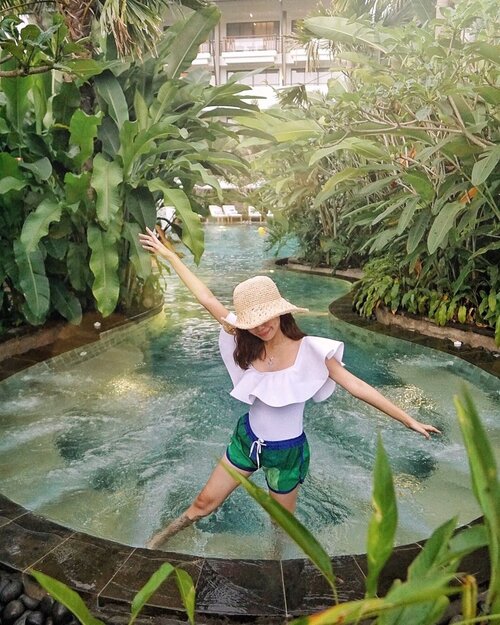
[228,69,280,86]
[227,22,280,37]
[291,68,333,85]
[224,21,280,52]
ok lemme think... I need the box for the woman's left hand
[406,419,441,439]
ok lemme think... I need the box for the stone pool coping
[0,280,495,620]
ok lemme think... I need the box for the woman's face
[247,316,281,342]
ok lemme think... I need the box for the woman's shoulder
[300,335,344,363]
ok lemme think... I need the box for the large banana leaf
[69,110,104,169]
[44,237,68,260]
[50,279,83,325]
[1,70,32,132]
[13,240,50,324]
[133,89,149,132]
[91,154,123,228]
[302,16,389,54]
[19,157,52,181]
[235,112,323,144]
[164,6,221,80]
[20,198,62,252]
[127,187,157,230]
[0,177,26,194]
[61,59,111,80]
[119,120,180,179]
[147,181,204,264]
[64,172,92,205]
[183,151,249,173]
[67,242,90,292]
[87,225,120,317]
[183,162,223,201]
[94,71,130,129]
[99,117,121,158]
[123,222,152,280]
[30,72,51,134]
[273,120,324,143]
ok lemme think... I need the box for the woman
[139,227,440,549]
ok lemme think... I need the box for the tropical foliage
[28,389,500,625]
[0,6,255,332]
[31,560,196,625]
[0,0,209,58]
[227,387,500,624]
[240,0,500,344]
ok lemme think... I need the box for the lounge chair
[222,205,243,222]
[248,206,263,222]
[209,204,226,222]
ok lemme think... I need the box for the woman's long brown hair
[233,314,306,369]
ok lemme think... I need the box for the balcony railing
[222,35,281,53]
[198,40,212,53]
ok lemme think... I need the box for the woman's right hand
[139,227,177,261]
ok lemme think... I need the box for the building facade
[187,0,336,106]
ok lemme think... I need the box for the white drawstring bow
[249,438,267,468]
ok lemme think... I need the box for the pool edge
[0,279,496,620]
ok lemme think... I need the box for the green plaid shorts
[225,413,310,494]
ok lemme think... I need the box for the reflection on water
[0,225,499,558]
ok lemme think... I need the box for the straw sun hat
[222,276,309,330]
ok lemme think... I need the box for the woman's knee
[190,490,219,517]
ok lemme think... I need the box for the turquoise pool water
[0,225,499,558]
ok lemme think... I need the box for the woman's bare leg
[268,485,301,559]
[268,485,300,514]
[147,455,253,549]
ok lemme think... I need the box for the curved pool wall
[1,225,500,560]
[0,224,497,618]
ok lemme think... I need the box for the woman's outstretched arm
[139,227,230,324]
[326,357,441,439]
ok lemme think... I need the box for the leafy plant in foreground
[31,561,195,625]
[227,387,500,624]
[28,389,499,625]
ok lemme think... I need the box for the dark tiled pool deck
[0,290,496,620]
[0,497,490,619]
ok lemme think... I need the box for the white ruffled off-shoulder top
[219,313,344,441]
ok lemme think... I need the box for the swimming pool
[0,225,499,559]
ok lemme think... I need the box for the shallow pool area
[0,225,499,559]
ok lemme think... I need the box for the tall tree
[0,0,208,56]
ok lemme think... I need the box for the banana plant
[1,5,257,330]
